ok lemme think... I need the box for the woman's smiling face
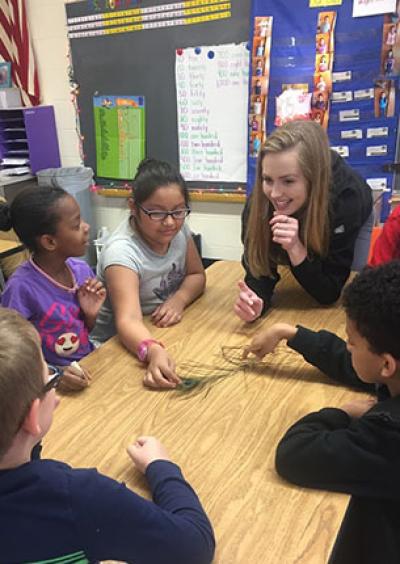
[261,147,308,216]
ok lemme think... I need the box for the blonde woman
[235,120,373,322]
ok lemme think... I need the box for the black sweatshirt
[242,152,373,313]
[276,326,400,564]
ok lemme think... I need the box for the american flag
[0,0,40,106]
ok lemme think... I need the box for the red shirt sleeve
[370,205,400,265]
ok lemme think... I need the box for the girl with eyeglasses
[0,186,106,392]
[91,158,205,389]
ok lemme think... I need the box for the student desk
[0,239,25,290]
[46,261,367,564]
[0,239,24,259]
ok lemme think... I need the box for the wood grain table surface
[46,261,366,564]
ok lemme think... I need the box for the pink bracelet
[137,339,165,362]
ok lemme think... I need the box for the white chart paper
[353,0,396,18]
[176,43,249,182]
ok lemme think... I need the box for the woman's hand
[243,323,297,359]
[143,345,181,389]
[269,214,307,266]
[234,280,264,322]
[151,295,185,327]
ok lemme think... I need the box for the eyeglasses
[42,365,63,394]
[136,203,191,222]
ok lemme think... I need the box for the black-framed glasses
[42,365,63,394]
[137,203,191,222]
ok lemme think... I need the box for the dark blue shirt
[0,458,215,564]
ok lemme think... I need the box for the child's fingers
[81,367,92,382]
[69,362,91,383]
[83,278,96,290]
[151,311,164,324]
[242,346,251,359]
[151,305,163,320]
[86,280,103,293]
[145,369,177,389]
[242,343,263,359]
[135,436,152,445]
[156,310,181,327]
[59,371,88,391]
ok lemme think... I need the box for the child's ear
[21,398,42,437]
[381,353,398,380]
[38,234,57,252]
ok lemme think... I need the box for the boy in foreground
[0,308,214,564]
[245,261,400,564]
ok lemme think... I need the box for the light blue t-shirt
[91,216,190,343]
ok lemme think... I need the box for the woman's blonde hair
[245,120,331,277]
[0,309,43,459]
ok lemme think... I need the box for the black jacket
[242,152,373,313]
[276,326,400,564]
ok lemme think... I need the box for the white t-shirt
[91,216,190,343]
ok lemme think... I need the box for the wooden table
[46,261,367,564]
[0,238,24,259]
[0,239,25,289]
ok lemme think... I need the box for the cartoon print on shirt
[38,301,89,357]
[153,263,185,300]
[54,332,80,357]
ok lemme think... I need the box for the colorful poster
[380,21,400,75]
[176,43,249,182]
[249,16,273,158]
[93,95,145,179]
[310,0,342,5]
[68,1,232,39]
[311,11,336,128]
[374,79,396,117]
[353,0,396,18]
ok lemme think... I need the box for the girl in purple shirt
[0,186,105,392]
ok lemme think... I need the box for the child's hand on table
[58,361,91,392]
[151,295,185,327]
[340,398,377,419]
[127,436,171,474]
[243,323,297,359]
[234,280,264,322]
[143,345,181,389]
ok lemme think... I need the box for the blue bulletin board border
[248,0,400,220]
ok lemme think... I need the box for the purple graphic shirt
[1,258,94,365]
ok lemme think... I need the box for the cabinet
[0,105,61,176]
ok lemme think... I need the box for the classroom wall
[25,0,244,261]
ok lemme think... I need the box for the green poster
[93,95,145,179]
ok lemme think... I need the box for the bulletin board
[248,0,400,219]
[65,0,251,199]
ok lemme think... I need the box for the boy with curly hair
[245,261,400,563]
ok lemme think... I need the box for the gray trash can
[36,167,94,265]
